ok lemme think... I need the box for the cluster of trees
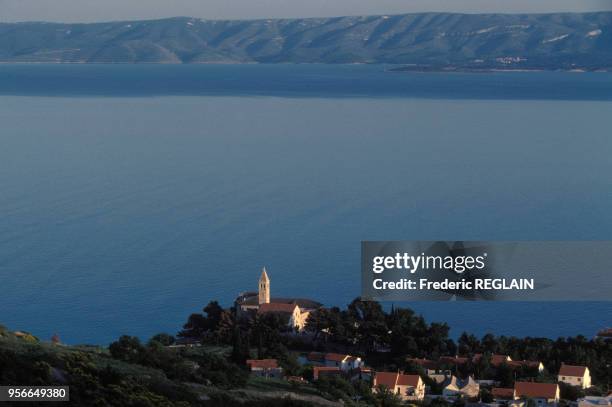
[453,332,612,390]
[305,301,611,391]
[178,298,611,394]
[1,333,198,406]
[3,296,611,407]
[179,301,306,376]
[306,300,456,357]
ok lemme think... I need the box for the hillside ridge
[0,12,611,69]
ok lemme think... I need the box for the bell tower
[258,267,270,305]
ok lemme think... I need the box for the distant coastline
[0,61,610,74]
[1,12,610,68]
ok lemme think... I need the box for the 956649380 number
[0,386,69,402]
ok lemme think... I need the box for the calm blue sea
[0,64,611,345]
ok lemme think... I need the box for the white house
[322,353,364,371]
[443,376,480,399]
[373,372,425,401]
[558,364,592,389]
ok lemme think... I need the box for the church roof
[236,294,321,309]
[271,297,321,309]
[259,303,298,314]
[236,269,321,309]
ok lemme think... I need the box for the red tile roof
[491,355,511,366]
[313,366,341,380]
[559,364,588,377]
[492,388,515,399]
[397,374,421,387]
[374,372,420,388]
[515,382,558,399]
[247,359,279,369]
[258,303,298,314]
[375,372,400,388]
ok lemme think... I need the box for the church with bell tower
[258,267,270,304]
[235,267,322,330]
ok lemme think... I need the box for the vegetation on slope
[1,298,611,406]
[0,12,611,69]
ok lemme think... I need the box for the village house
[512,382,560,407]
[246,359,283,379]
[491,355,513,367]
[442,376,480,399]
[489,355,544,372]
[509,360,545,372]
[373,372,425,401]
[313,366,342,381]
[322,353,364,371]
[303,352,364,372]
[558,364,592,389]
[235,268,321,331]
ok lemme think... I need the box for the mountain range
[1,12,611,69]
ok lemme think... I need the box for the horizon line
[2,9,612,26]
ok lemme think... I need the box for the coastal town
[1,268,610,406]
[227,269,611,406]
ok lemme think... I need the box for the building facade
[373,372,425,401]
[235,268,321,331]
[558,364,591,389]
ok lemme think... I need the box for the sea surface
[1,64,611,345]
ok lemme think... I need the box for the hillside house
[512,382,560,407]
[373,372,425,401]
[313,366,342,381]
[443,376,480,399]
[558,364,591,389]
